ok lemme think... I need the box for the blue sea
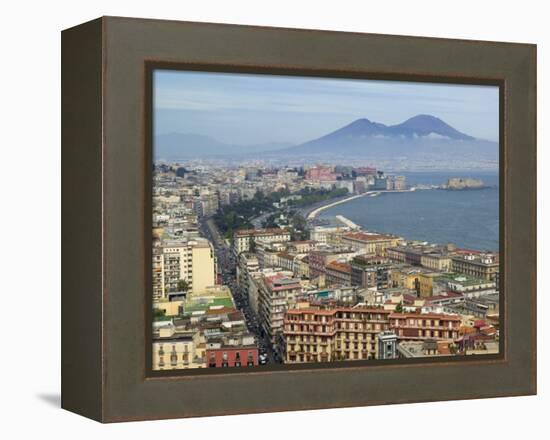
[320,171,499,251]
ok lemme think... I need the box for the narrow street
[200,216,279,365]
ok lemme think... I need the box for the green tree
[153,308,166,319]
[177,279,189,292]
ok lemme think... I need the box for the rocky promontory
[444,178,486,190]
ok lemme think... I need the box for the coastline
[306,188,414,220]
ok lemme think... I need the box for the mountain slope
[293,114,476,154]
[387,115,475,140]
[154,132,291,160]
[154,115,498,170]
[272,114,497,168]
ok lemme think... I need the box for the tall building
[236,252,259,289]
[199,191,219,216]
[152,247,165,300]
[153,238,216,299]
[257,273,302,352]
[350,255,392,289]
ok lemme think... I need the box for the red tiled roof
[326,261,352,274]
[389,312,461,321]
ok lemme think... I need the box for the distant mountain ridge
[155,115,497,169]
[154,132,291,160]
[291,114,475,154]
[273,114,497,169]
[388,114,475,140]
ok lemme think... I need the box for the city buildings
[283,307,392,363]
[152,328,206,370]
[206,334,259,367]
[325,261,353,286]
[451,251,500,285]
[151,161,500,369]
[305,165,338,182]
[350,255,392,289]
[340,231,402,255]
[257,272,303,351]
[153,238,216,299]
[389,312,461,341]
[233,228,291,254]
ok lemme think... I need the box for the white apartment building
[233,228,291,254]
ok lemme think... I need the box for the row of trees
[286,187,349,208]
[213,188,290,238]
[213,186,348,240]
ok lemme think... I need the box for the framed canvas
[61,16,536,422]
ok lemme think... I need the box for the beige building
[310,225,349,244]
[420,253,452,271]
[390,266,430,291]
[153,238,216,299]
[340,231,401,256]
[233,228,291,254]
[418,272,443,298]
[152,326,206,370]
[284,307,392,363]
[154,298,184,317]
[451,252,500,285]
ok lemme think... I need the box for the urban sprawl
[152,164,499,370]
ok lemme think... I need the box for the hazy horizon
[154,69,500,146]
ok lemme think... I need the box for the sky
[154,69,500,145]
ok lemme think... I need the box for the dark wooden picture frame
[62,16,536,422]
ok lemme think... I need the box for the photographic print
[151,70,500,371]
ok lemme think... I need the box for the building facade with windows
[233,228,291,254]
[389,312,461,341]
[325,261,353,286]
[152,328,206,370]
[340,232,401,255]
[153,238,216,298]
[206,346,258,367]
[283,307,392,363]
[258,273,303,351]
[451,252,500,285]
